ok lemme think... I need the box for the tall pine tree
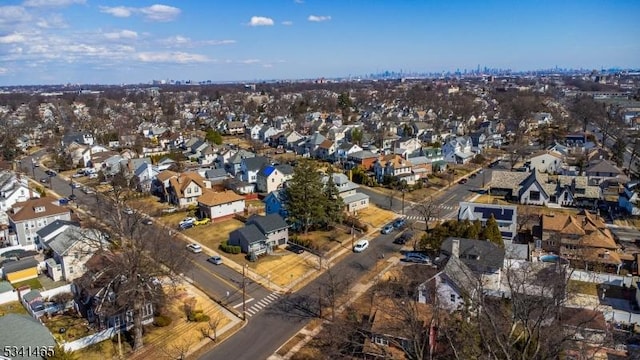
[482,214,504,248]
[283,160,326,235]
[323,170,345,227]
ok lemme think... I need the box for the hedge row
[219,240,241,254]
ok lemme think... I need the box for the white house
[197,189,245,221]
[322,173,370,213]
[528,150,564,173]
[0,173,38,225]
[256,165,292,194]
[443,136,476,164]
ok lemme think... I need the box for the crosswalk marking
[232,298,254,308]
[245,292,281,318]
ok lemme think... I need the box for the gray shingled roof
[243,156,270,171]
[0,314,56,354]
[36,220,78,242]
[247,213,289,234]
[234,224,267,244]
[46,226,101,257]
[440,237,505,273]
[3,257,38,274]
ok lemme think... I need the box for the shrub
[219,240,241,254]
[288,235,312,248]
[187,310,210,322]
[154,315,172,327]
[343,216,368,232]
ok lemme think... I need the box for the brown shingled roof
[156,170,178,182]
[9,197,70,222]
[198,189,244,206]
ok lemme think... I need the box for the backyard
[0,301,28,316]
[43,312,93,343]
[11,277,43,290]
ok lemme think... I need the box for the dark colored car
[287,245,304,254]
[68,194,77,201]
[469,173,477,178]
[142,218,153,225]
[393,230,414,245]
[458,178,468,184]
[403,252,431,264]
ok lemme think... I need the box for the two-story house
[256,164,294,194]
[197,189,245,221]
[37,220,104,282]
[228,213,289,257]
[239,156,271,184]
[439,237,505,287]
[373,155,417,184]
[167,172,211,208]
[322,173,370,213]
[539,211,621,272]
[458,202,518,242]
[442,136,476,164]
[0,172,38,226]
[528,150,564,174]
[7,197,71,250]
[316,140,337,160]
[393,137,422,159]
[347,150,379,170]
[585,159,624,184]
[225,149,256,176]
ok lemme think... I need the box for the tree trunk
[132,299,144,351]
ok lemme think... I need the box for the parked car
[458,178,468,184]
[394,231,415,245]
[58,198,69,205]
[82,187,95,194]
[142,218,153,225]
[180,217,196,225]
[88,173,98,179]
[469,173,477,179]
[186,244,202,253]
[68,194,77,201]
[46,170,57,177]
[392,218,407,229]
[179,222,194,230]
[207,256,223,265]
[381,224,394,234]
[72,173,83,178]
[353,239,370,253]
[40,177,48,183]
[286,245,304,254]
[194,218,211,226]
[403,252,431,264]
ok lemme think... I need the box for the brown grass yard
[43,313,93,343]
[187,219,245,250]
[0,301,28,316]
[568,280,598,297]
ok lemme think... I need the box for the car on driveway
[353,239,370,253]
[186,244,202,253]
[392,218,407,229]
[403,252,431,264]
[381,224,394,234]
[193,218,211,226]
[179,217,196,226]
[286,245,304,254]
[207,255,223,265]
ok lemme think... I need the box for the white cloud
[100,4,180,22]
[248,16,274,27]
[0,6,31,27]
[36,14,68,28]
[308,15,331,22]
[140,4,181,22]
[238,59,261,64]
[263,64,273,68]
[137,52,209,63]
[104,30,138,40]
[0,67,8,75]
[0,33,27,44]
[160,36,236,48]
[23,0,85,7]
[99,6,132,18]
[281,21,293,26]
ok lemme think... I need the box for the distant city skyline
[0,0,638,86]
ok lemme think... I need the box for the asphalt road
[202,231,402,360]
[19,154,273,319]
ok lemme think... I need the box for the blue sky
[0,0,638,85]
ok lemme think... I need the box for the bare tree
[413,196,442,232]
[162,338,194,360]
[199,313,223,342]
[318,267,353,320]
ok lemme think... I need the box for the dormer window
[34,206,46,213]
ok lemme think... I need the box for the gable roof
[233,224,266,244]
[3,257,38,273]
[275,164,294,175]
[260,165,277,177]
[247,213,289,234]
[586,159,622,175]
[36,219,79,242]
[458,202,517,222]
[243,156,270,171]
[47,226,102,257]
[156,170,178,182]
[204,168,229,179]
[348,150,378,160]
[440,237,505,272]
[198,189,244,206]
[9,197,70,222]
[168,172,208,198]
[0,314,56,349]
[439,255,479,298]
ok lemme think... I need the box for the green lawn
[12,278,43,290]
[0,301,28,316]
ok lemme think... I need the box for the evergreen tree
[323,170,345,227]
[283,159,326,235]
[463,219,480,239]
[482,214,504,248]
[205,129,223,145]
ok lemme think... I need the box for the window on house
[373,336,389,346]
[541,159,545,164]
[564,192,569,200]
[530,191,540,201]
[450,294,456,302]
[187,188,191,194]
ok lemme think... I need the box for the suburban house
[167,172,211,208]
[440,237,505,286]
[347,150,379,170]
[226,121,245,135]
[255,164,293,194]
[373,155,416,184]
[228,213,289,257]
[263,190,287,218]
[418,254,479,312]
[469,131,487,151]
[225,149,255,175]
[394,137,422,158]
[585,159,624,183]
[316,139,337,160]
[197,189,245,221]
[322,173,370,213]
[73,253,156,331]
[7,197,72,249]
[619,182,640,215]
[528,150,565,173]
[239,156,271,184]
[538,210,622,272]
[489,171,601,207]
[133,162,159,192]
[335,142,363,163]
[0,172,38,226]
[457,202,518,242]
[442,136,476,164]
[61,132,95,147]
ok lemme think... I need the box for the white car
[353,239,369,253]
[186,244,202,253]
[179,217,196,226]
